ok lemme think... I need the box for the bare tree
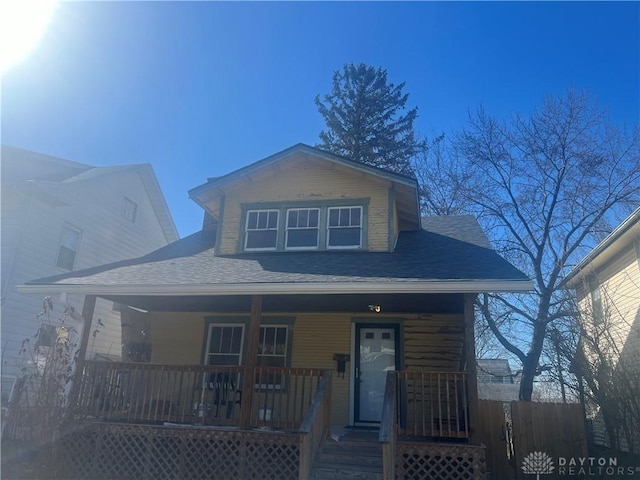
[412,134,475,216]
[449,89,640,400]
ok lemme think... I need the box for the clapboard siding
[403,315,465,372]
[576,245,640,368]
[215,155,391,254]
[1,166,176,379]
[291,314,352,425]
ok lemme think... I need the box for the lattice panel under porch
[395,443,486,480]
[54,423,300,480]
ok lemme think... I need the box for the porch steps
[312,429,383,480]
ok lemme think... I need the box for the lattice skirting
[53,423,300,479]
[396,442,486,480]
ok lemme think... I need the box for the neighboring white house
[1,145,179,408]
[477,358,520,403]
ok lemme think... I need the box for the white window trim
[121,197,138,223]
[56,224,82,270]
[326,206,363,250]
[256,324,289,390]
[244,209,279,251]
[285,208,320,251]
[204,323,245,366]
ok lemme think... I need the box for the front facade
[1,146,179,413]
[21,144,531,479]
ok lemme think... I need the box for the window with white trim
[286,208,319,249]
[245,210,279,250]
[257,325,288,389]
[121,197,138,222]
[205,325,244,365]
[588,277,604,324]
[56,225,81,270]
[327,206,362,248]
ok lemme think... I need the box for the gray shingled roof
[26,216,529,291]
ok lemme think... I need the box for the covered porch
[51,291,484,479]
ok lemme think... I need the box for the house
[565,207,640,454]
[19,144,531,479]
[1,145,179,420]
[477,358,520,403]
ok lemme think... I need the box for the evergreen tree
[315,63,424,175]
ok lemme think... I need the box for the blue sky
[2,1,638,237]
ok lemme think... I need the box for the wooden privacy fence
[478,400,588,480]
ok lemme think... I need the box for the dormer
[189,144,420,255]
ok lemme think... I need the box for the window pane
[329,208,339,226]
[339,208,350,226]
[299,209,308,226]
[56,246,76,270]
[287,229,318,248]
[257,211,268,229]
[230,327,242,353]
[247,211,258,229]
[351,207,361,226]
[246,230,277,249]
[61,227,80,249]
[220,327,233,353]
[287,210,298,228]
[210,327,222,353]
[309,209,319,226]
[328,227,361,247]
[267,211,278,229]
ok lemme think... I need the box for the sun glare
[0,0,58,74]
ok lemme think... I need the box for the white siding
[1,166,176,379]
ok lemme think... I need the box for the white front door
[355,325,398,424]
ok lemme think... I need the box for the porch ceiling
[104,292,465,314]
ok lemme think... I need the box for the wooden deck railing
[251,366,325,430]
[73,361,245,426]
[379,371,397,480]
[299,371,332,480]
[72,361,326,431]
[396,371,469,439]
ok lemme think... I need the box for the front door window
[356,325,398,423]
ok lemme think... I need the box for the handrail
[299,370,332,480]
[379,371,397,480]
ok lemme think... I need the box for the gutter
[18,280,534,296]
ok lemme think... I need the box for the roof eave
[18,280,534,296]
[188,144,418,202]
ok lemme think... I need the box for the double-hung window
[205,325,244,366]
[286,208,319,249]
[56,225,81,270]
[257,325,288,389]
[245,210,279,251]
[327,206,362,248]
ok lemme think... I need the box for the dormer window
[286,208,319,250]
[241,201,367,252]
[327,206,362,249]
[245,210,279,251]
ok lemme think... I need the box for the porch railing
[395,371,469,439]
[72,361,326,431]
[299,371,332,480]
[251,366,325,430]
[379,371,397,480]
